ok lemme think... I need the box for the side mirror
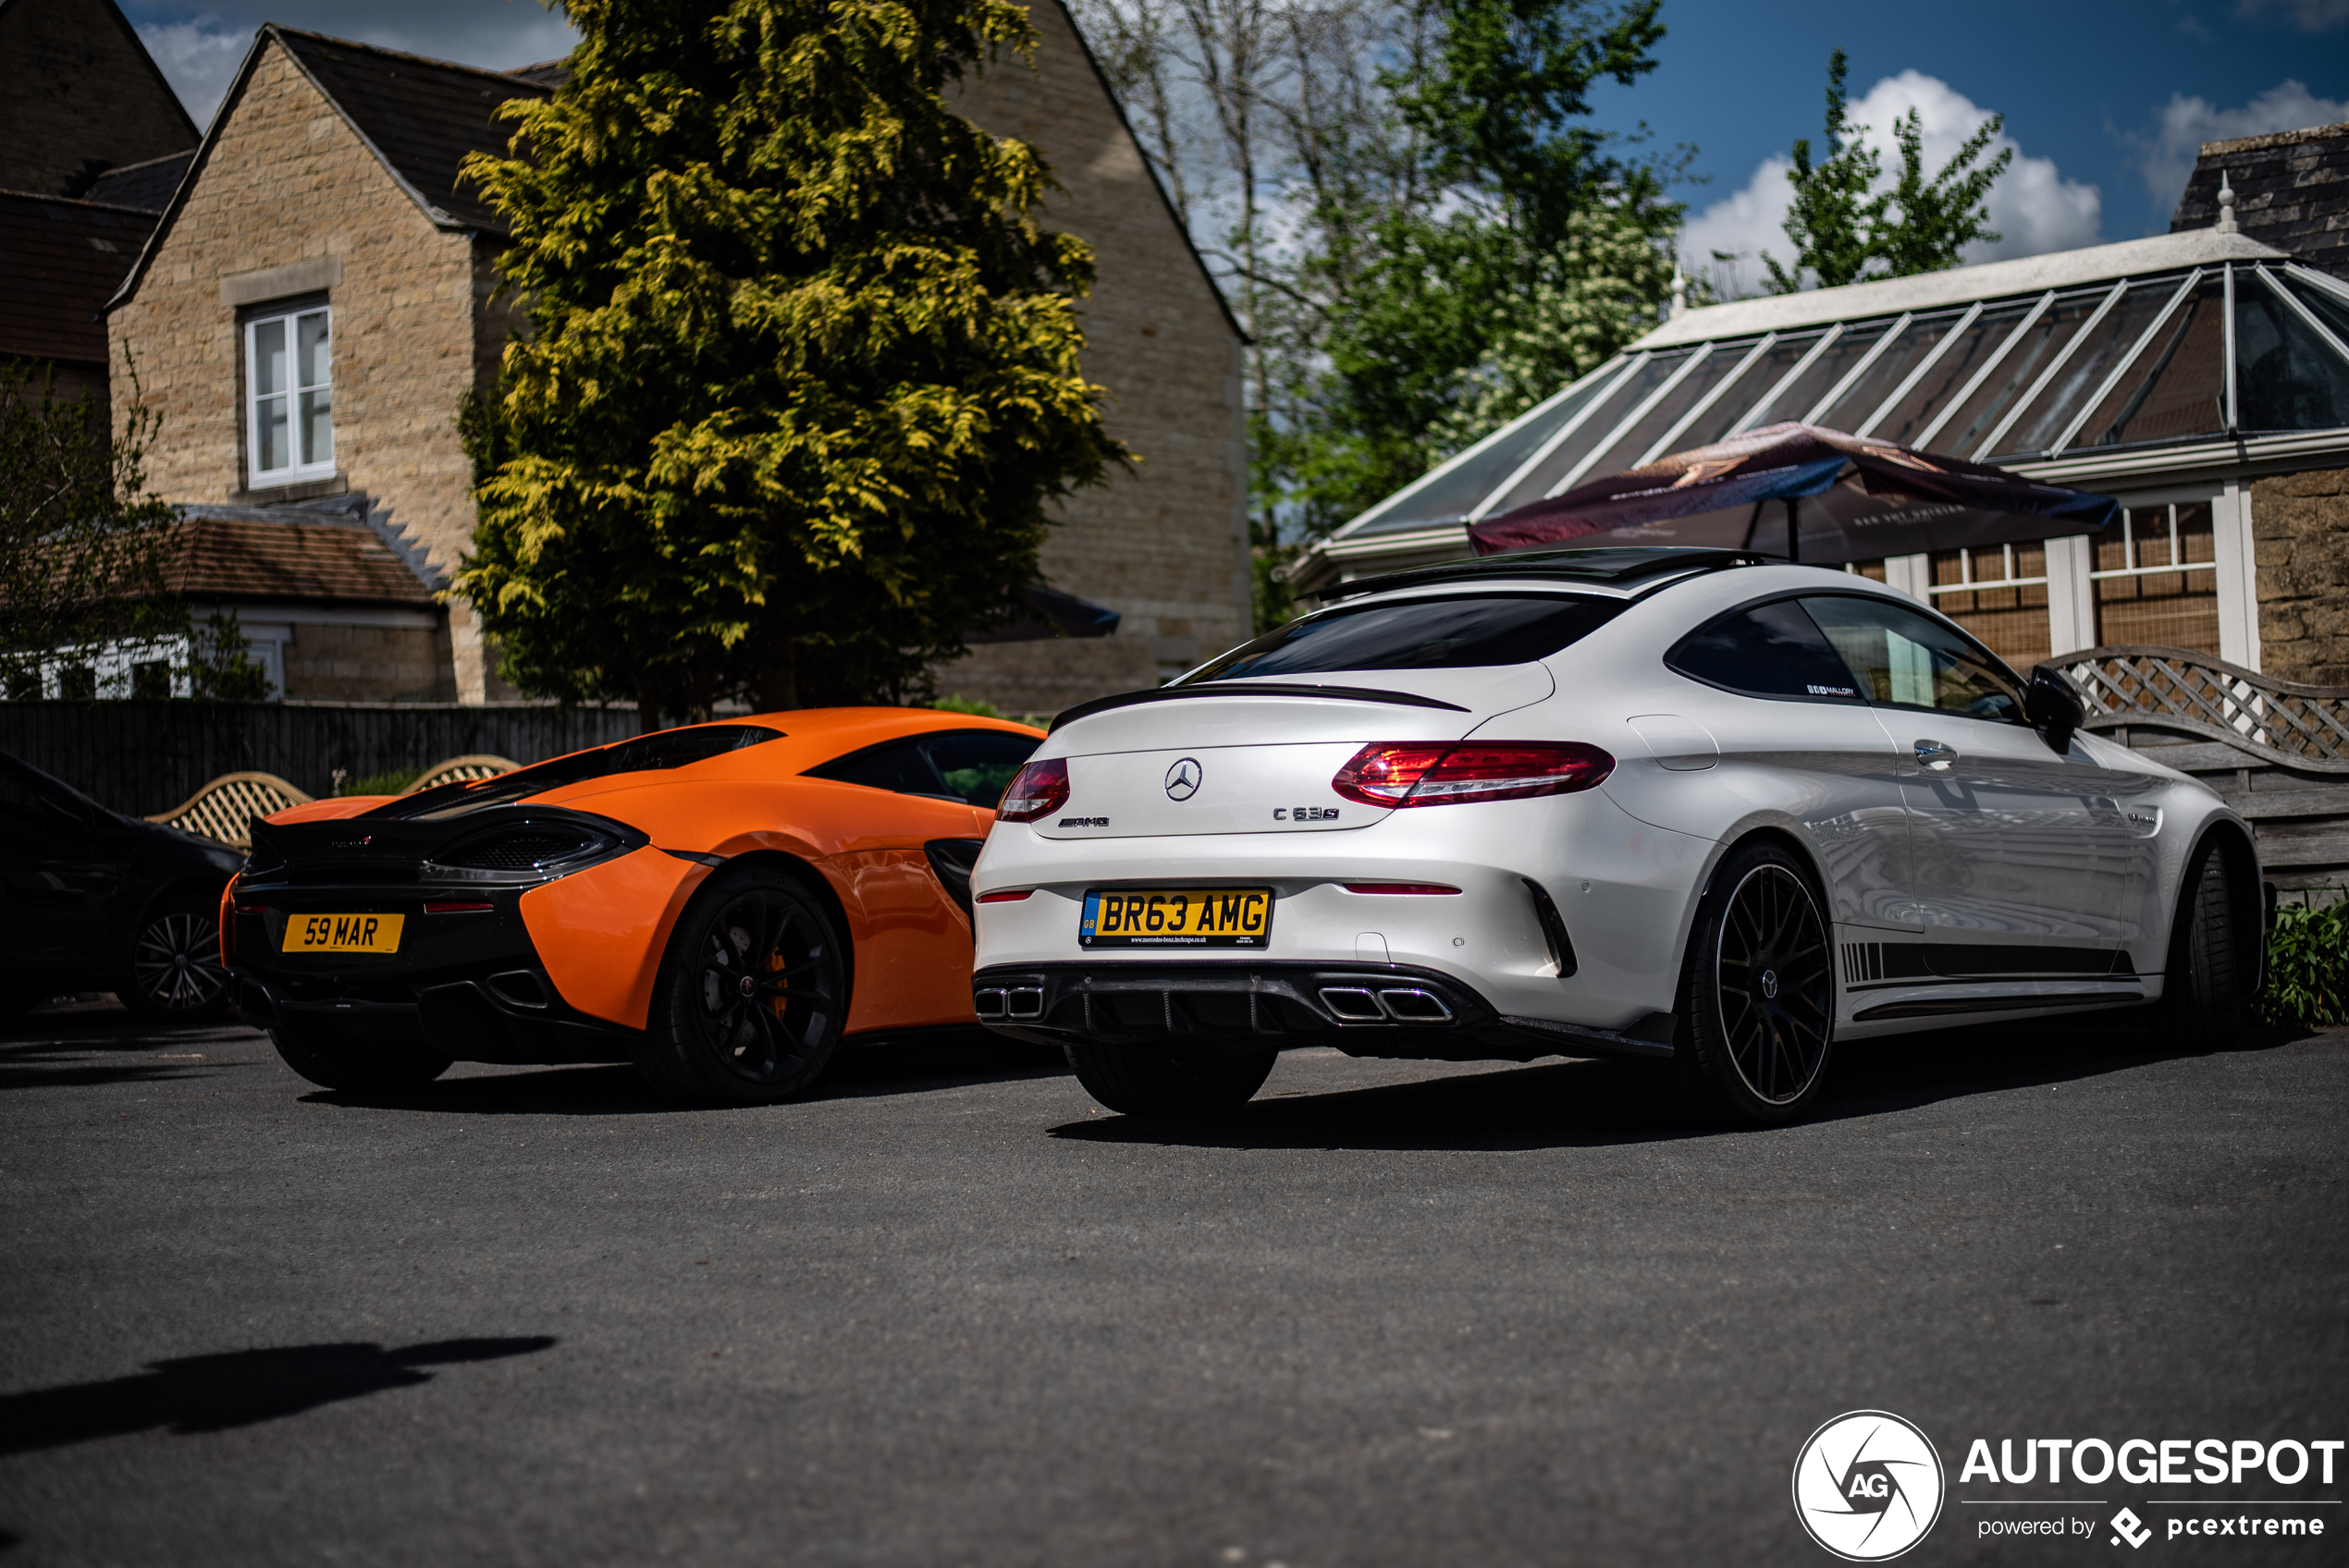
[2025,664,2085,754]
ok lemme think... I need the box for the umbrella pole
[1785,498,1800,563]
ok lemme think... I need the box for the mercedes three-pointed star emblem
[1164,757,1202,801]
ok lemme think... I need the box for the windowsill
[231,473,348,506]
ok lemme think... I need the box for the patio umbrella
[1466,422,2119,564]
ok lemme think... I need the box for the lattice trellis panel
[147,772,314,849]
[402,754,521,793]
[2062,645,2349,770]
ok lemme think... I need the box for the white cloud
[2136,80,2349,213]
[1680,70,2102,295]
[137,15,251,130]
[2235,0,2349,30]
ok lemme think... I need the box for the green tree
[458,0,1127,722]
[0,359,182,694]
[1765,49,2011,295]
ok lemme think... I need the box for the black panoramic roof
[1325,546,1765,602]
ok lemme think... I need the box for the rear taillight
[997,758,1070,823]
[977,889,1033,904]
[1332,742,1614,807]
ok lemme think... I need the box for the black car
[1,751,244,1021]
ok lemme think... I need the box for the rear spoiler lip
[1049,681,1472,734]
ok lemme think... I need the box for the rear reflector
[976,889,1033,904]
[424,900,496,914]
[1332,741,1614,807]
[1340,883,1461,895]
[997,757,1070,823]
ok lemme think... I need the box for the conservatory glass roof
[1326,229,2349,552]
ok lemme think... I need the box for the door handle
[1913,739,1958,770]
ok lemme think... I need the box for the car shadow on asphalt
[299,1029,1069,1117]
[0,1337,558,1457]
[0,1004,260,1094]
[1048,1018,2328,1152]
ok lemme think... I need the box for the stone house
[103,11,1250,712]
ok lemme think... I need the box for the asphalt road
[1,1000,2343,1567]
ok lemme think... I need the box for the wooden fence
[0,701,645,817]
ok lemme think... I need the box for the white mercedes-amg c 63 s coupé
[968,547,2262,1125]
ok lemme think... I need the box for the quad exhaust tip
[974,987,1044,1021]
[1317,986,1453,1023]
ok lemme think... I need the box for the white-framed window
[245,302,334,486]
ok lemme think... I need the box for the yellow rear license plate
[281,913,405,954]
[1080,888,1271,949]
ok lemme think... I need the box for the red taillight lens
[1332,741,1614,807]
[424,900,496,914]
[1341,883,1461,895]
[976,889,1032,904]
[997,758,1070,823]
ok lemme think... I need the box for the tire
[2149,837,2246,1051]
[1064,1041,1276,1118]
[116,892,234,1023]
[1642,839,1837,1128]
[633,864,849,1107]
[267,1018,451,1091]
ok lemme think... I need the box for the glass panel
[2072,276,2227,450]
[300,388,334,466]
[1577,347,1727,477]
[1848,560,1888,582]
[2093,504,2219,653]
[1925,542,2050,668]
[2238,276,2349,432]
[923,730,1041,808]
[1815,311,1957,433]
[1359,367,1630,534]
[295,311,330,390]
[1925,288,2109,458]
[1664,598,1865,702]
[1741,319,1894,428]
[1802,594,2027,721]
[1986,280,2181,460]
[1486,351,1691,513]
[1867,299,2036,447]
[256,395,289,472]
[2288,274,2349,346]
[252,318,286,398]
[1191,593,1625,680]
[1668,333,1824,450]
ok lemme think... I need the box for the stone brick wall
[2253,466,2349,687]
[939,0,1253,713]
[0,0,196,196]
[279,622,456,703]
[108,40,492,698]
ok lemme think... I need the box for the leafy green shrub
[2258,898,2349,1028]
[338,768,422,798]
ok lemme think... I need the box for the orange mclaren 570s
[224,709,1043,1105]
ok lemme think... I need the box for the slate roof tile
[2172,120,2349,279]
[0,190,154,362]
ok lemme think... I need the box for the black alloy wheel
[1643,840,1836,1127]
[118,897,234,1023]
[637,865,849,1106]
[2149,837,2247,1050]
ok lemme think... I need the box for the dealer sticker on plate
[1080,888,1271,948]
[281,913,405,954]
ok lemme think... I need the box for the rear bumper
[971,961,1674,1062]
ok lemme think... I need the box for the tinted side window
[1666,599,1864,702]
[923,731,1039,808]
[806,729,1042,807]
[818,741,952,799]
[1800,595,2026,722]
[1188,593,1624,681]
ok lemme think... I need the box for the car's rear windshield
[1185,593,1623,682]
[372,725,785,820]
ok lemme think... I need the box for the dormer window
[245,302,334,486]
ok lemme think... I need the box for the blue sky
[123,0,2346,284]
